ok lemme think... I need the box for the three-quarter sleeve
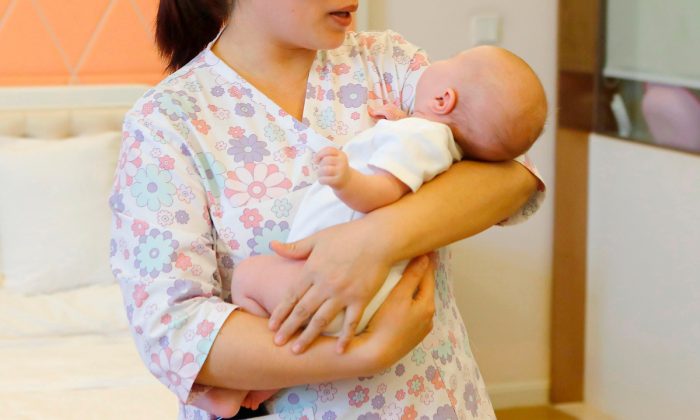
[109,108,237,405]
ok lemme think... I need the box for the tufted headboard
[0,85,150,139]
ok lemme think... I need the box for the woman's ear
[430,88,457,115]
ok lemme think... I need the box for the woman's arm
[269,160,538,352]
[196,255,435,390]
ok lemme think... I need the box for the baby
[193,45,547,417]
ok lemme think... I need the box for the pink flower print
[401,405,417,420]
[317,383,337,402]
[316,87,326,101]
[377,383,387,394]
[159,155,175,170]
[192,119,211,134]
[191,264,203,276]
[360,35,376,49]
[141,101,155,116]
[332,120,348,136]
[175,253,192,271]
[406,374,425,397]
[347,385,369,408]
[161,313,172,325]
[228,85,243,99]
[408,52,429,71]
[224,163,292,206]
[149,348,199,400]
[197,320,214,337]
[240,208,263,229]
[351,112,360,120]
[395,389,405,401]
[117,140,142,187]
[133,284,149,308]
[332,63,350,75]
[228,240,240,250]
[157,210,174,226]
[131,219,149,236]
[229,126,245,139]
[176,185,195,204]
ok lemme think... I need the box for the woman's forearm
[196,310,378,390]
[365,160,538,263]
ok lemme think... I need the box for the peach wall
[0,0,165,85]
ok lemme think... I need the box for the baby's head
[414,46,547,161]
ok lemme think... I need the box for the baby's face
[414,47,547,161]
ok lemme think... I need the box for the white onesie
[288,117,463,334]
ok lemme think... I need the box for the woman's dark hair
[156,0,233,72]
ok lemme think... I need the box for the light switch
[471,15,501,46]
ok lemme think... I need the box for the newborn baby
[193,45,547,417]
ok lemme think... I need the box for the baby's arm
[315,147,411,214]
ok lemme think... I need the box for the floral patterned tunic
[109,30,545,420]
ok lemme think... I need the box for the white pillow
[0,283,129,338]
[0,132,121,295]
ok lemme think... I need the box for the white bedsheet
[0,284,178,418]
[0,333,178,419]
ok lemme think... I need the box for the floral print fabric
[109,30,544,420]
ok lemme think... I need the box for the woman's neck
[212,22,317,120]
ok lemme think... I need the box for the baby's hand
[368,104,408,121]
[314,147,350,189]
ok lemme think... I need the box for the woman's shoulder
[125,53,214,126]
[333,30,429,75]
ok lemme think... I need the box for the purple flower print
[322,411,337,420]
[110,239,117,257]
[175,210,189,224]
[109,192,125,213]
[395,363,405,376]
[180,143,191,157]
[383,72,393,85]
[371,394,385,410]
[357,414,380,420]
[227,134,270,163]
[338,83,368,108]
[166,279,204,306]
[159,336,169,348]
[211,86,224,97]
[306,84,316,99]
[463,382,479,417]
[433,405,458,420]
[234,103,255,117]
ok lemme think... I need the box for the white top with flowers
[109,30,544,420]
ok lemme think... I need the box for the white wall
[586,135,700,419]
[363,0,558,408]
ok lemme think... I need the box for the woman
[109,1,543,418]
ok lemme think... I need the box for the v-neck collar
[203,32,336,153]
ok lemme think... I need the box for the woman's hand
[267,218,394,354]
[361,254,436,369]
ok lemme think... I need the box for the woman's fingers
[392,255,430,299]
[269,239,313,260]
[273,285,325,346]
[268,275,313,331]
[291,299,343,354]
[336,303,364,354]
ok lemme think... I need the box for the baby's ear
[431,88,457,115]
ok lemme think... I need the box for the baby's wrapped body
[232,118,462,335]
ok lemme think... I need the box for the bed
[0,85,179,419]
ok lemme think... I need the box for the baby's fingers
[313,147,340,164]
